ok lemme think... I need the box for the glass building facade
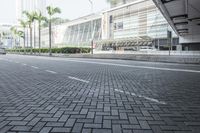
[65,18,102,46]
[99,0,178,50]
[39,0,178,50]
[106,0,171,39]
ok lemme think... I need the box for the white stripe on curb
[64,59,200,74]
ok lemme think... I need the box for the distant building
[20,0,180,51]
[100,0,178,51]
[110,0,136,8]
[41,13,102,48]
[16,0,46,22]
[0,25,13,48]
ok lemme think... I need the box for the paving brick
[139,121,151,129]
[129,117,138,124]
[24,114,36,121]
[72,123,83,132]
[28,118,41,126]
[80,109,88,115]
[1,55,200,133]
[120,113,128,120]
[82,128,92,133]
[0,126,13,133]
[51,127,71,133]
[41,118,58,122]
[31,122,46,132]
[112,124,122,133]
[46,122,64,127]
[9,121,27,126]
[59,115,69,122]
[53,111,64,118]
[93,129,112,133]
[103,120,111,129]
[87,112,95,119]
[84,123,102,128]
[65,119,76,127]
[39,127,52,133]
[94,116,103,124]
[11,126,32,131]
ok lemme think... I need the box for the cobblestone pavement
[0,55,200,133]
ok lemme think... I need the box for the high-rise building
[16,0,46,22]
[110,0,137,7]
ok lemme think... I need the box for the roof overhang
[152,0,200,37]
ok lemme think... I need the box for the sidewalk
[8,52,200,64]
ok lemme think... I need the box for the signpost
[167,30,172,56]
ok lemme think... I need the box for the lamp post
[88,0,94,54]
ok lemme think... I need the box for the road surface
[0,54,200,133]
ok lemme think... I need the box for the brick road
[0,55,200,133]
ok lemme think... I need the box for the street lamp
[88,0,94,54]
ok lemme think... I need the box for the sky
[0,0,109,24]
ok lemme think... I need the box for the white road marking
[22,63,27,66]
[68,76,89,83]
[64,59,200,74]
[141,96,166,105]
[115,89,124,93]
[131,92,137,96]
[45,70,57,74]
[15,61,19,63]
[31,66,39,69]
[115,89,166,105]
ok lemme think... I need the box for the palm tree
[106,0,119,5]
[17,30,24,54]
[34,11,46,55]
[23,11,36,55]
[19,19,27,54]
[10,27,18,52]
[46,6,61,56]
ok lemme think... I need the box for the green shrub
[7,47,91,54]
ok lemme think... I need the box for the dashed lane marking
[114,89,166,105]
[68,76,89,83]
[31,66,39,69]
[45,70,57,74]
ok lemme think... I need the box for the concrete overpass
[153,0,200,50]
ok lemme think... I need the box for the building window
[114,23,117,30]
[114,22,123,30]
[118,22,123,30]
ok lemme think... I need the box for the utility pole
[89,0,94,54]
[167,30,172,56]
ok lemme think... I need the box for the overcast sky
[0,0,109,24]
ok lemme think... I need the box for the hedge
[7,47,91,54]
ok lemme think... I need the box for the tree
[19,19,27,54]
[46,6,61,56]
[10,27,18,51]
[106,0,120,6]
[10,27,24,53]
[17,30,24,53]
[42,18,69,27]
[23,11,36,55]
[34,11,46,55]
